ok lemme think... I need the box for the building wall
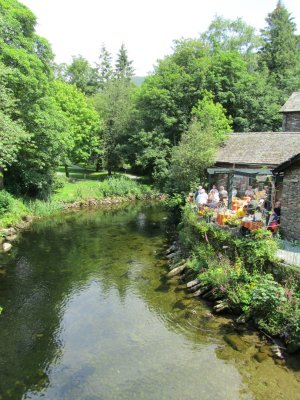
[282,112,300,132]
[280,161,300,242]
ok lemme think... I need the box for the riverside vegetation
[169,204,300,354]
[0,176,157,228]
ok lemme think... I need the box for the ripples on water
[0,203,299,400]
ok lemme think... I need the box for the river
[0,203,299,400]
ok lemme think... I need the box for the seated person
[219,186,228,202]
[194,185,202,201]
[237,205,248,218]
[267,211,280,233]
[247,195,259,214]
[273,200,281,222]
[245,186,254,197]
[208,186,220,208]
[196,189,208,209]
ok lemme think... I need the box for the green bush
[178,203,300,347]
[0,190,14,215]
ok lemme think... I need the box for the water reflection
[0,203,299,400]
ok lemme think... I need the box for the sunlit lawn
[56,166,117,181]
[52,180,106,202]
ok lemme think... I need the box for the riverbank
[165,203,300,354]
[0,176,162,254]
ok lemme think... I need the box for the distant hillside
[132,76,146,86]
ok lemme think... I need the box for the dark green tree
[0,0,69,196]
[259,1,300,93]
[0,64,29,180]
[115,44,134,80]
[96,44,113,90]
[91,78,136,174]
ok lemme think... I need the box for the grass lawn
[52,180,107,202]
[56,166,117,181]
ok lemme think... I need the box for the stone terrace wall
[280,161,300,242]
[283,112,300,132]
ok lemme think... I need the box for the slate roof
[281,92,300,113]
[274,153,300,173]
[215,132,300,167]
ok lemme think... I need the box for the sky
[21,0,300,76]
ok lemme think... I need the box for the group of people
[193,185,229,209]
[189,183,282,233]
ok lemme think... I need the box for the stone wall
[282,112,300,132]
[280,161,300,242]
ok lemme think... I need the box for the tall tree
[64,55,99,95]
[0,64,29,181]
[0,0,69,196]
[202,16,261,55]
[91,78,136,174]
[165,95,231,194]
[115,44,134,80]
[96,44,113,90]
[53,80,102,176]
[259,1,300,92]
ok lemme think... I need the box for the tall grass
[53,176,154,202]
[27,200,64,217]
[0,177,156,229]
[0,190,28,228]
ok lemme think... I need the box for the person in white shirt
[196,189,208,209]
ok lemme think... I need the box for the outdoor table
[216,212,231,225]
[241,220,264,231]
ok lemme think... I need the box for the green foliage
[201,16,262,54]
[91,78,136,174]
[115,43,134,80]
[0,190,14,215]
[128,129,171,182]
[52,177,154,203]
[59,55,99,95]
[250,274,286,318]
[259,1,300,91]
[179,204,300,345]
[191,92,232,141]
[234,229,278,270]
[0,192,28,228]
[53,80,102,165]
[165,93,231,194]
[27,199,64,217]
[163,193,183,210]
[96,45,113,90]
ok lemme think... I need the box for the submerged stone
[223,333,248,352]
[2,243,12,253]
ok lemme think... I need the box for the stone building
[274,154,300,243]
[210,132,300,197]
[207,93,300,241]
[281,92,300,132]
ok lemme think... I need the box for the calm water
[0,203,300,400]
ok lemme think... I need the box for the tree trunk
[96,159,101,172]
[0,168,3,189]
[64,164,69,178]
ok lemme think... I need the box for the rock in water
[186,278,200,288]
[167,264,186,278]
[223,334,248,352]
[3,242,12,253]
